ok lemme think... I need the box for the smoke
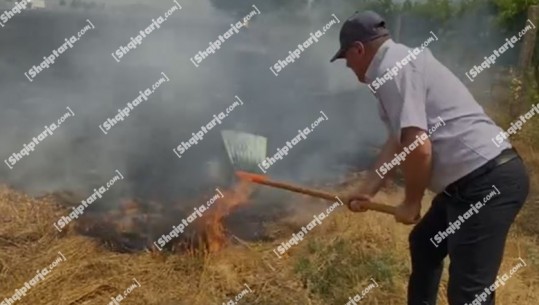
[0,0,386,205]
[0,0,504,205]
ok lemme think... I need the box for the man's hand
[345,194,373,212]
[394,201,421,225]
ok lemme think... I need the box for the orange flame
[197,180,253,252]
[74,180,255,254]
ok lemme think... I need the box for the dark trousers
[407,156,529,305]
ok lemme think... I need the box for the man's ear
[351,41,365,55]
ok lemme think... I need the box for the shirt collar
[365,38,394,83]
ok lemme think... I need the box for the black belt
[444,148,520,193]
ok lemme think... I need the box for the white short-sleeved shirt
[365,39,511,193]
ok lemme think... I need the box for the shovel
[220,130,396,215]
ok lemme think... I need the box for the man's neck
[364,37,392,83]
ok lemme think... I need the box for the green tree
[493,0,539,24]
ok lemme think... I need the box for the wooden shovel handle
[235,171,396,216]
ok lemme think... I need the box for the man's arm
[358,135,399,197]
[400,127,432,205]
[346,135,399,212]
[387,61,430,224]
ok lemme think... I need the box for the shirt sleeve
[381,64,428,143]
[377,99,389,125]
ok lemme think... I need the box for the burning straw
[72,181,254,254]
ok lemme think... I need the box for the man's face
[344,41,369,83]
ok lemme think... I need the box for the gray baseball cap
[330,11,390,62]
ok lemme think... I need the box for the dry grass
[1,73,538,304]
[0,176,537,305]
